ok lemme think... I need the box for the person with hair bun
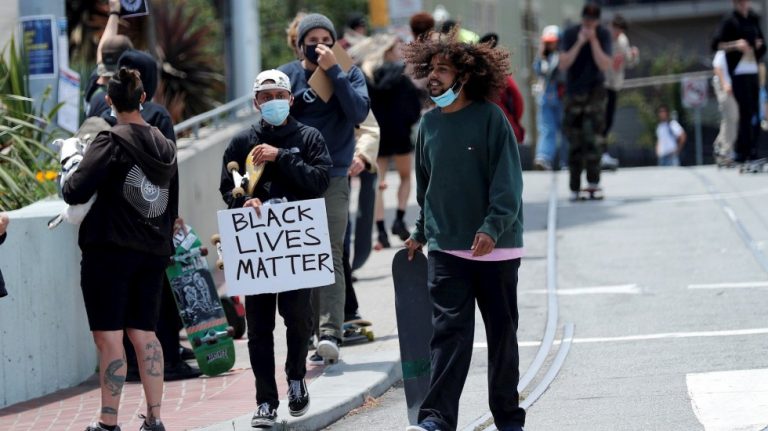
[63,67,179,431]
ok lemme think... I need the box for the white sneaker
[600,152,619,170]
[534,157,552,171]
[316,336,340,362]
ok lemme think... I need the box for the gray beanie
[297,13,337,47]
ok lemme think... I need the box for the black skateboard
[392,248,431,425]
[342,319,374,345]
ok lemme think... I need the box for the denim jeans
[535,100,567,167]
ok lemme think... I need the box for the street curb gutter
[197,349,402,431]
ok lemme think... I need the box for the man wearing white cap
[218,69,332,428]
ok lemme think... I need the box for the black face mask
[303,43,333,64]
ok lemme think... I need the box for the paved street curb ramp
[198,350,401,430]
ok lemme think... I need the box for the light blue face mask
[260,99,291,126]
[430,81,463,108]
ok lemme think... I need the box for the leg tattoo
[104,358,126,397]
[144,340,163,377]
[101,407,118,416]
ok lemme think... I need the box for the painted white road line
[687,368,768,431]
[503,327,768,349]
[523,284,640,296]
[688,281,768,290]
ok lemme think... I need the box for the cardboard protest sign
[216,199,334,295]
[308,43,354,102]
[120,0,150,18]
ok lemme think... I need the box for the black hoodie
[63,123,179,256]
[711,9,767,75]
[219,117,331,208]
[367,62,422,151]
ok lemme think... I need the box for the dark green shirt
[412,100,524,251]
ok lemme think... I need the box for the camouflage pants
[563,87,607,192]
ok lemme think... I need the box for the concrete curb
[197,350,402,430]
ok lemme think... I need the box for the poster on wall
[19,15,58,79]
[57,68,81,133]
[120,0,150,18]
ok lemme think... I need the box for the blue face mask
[430,81,463,108]
[259,99,291,126]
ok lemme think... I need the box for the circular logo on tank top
[123,165,168,218]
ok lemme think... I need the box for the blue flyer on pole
[19,15,58,79]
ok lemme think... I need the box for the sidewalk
[0,171,410,431]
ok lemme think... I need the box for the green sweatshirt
[411,100,524,251]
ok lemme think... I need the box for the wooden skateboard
[342,319,374,345]
[392,248,431,425]
[166,225,235,376]
[577,187,604,200]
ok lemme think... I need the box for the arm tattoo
[144,340,163,377]
[101,407,118,415]
[104,359,126,397]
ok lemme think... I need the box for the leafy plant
[151,0,225,123]
[0,37,64,211]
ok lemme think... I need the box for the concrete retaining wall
[0,117,254,408]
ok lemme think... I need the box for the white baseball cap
[252,69,292,95]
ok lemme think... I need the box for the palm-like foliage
[152,0,225,122]
[0,37,63,211]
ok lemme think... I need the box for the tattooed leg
[127,328,164,422]
[92,330,126,426]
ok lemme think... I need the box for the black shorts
[378,139,414,157]
[80,245,167,331]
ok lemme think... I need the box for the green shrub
[0,36,65,211]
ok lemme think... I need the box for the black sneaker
[391,218,410,241]
[164,361,202,381]
[307,352,324,365]
[251,402,277,428]
[179,346,195,361]
[85,423,121,431]
[316,335,340,363]
[376,231,390,249]
[138,415,165,431]
[287,379,310,417]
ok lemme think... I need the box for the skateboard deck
[577,188,604,200]
[392,249,431,425]
[342,319,374,344]
[166,225,235,376]
[245,146,265,196]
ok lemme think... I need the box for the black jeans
[418,252,525,431]
[246,288,313,407]
[731,73,760,162]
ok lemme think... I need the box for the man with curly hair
[402,32,526,431]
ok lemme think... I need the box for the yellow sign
[369,0,390,28]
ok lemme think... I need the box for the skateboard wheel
[366,331,374,341]
[216,259,224,271]
[232,187,245,199]
[192,337,202,348]
[199,247,208,257]
[210,234,221,245]
[226,161,240,172]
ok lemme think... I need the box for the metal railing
[173,94,255,139]
[622,70,712,89]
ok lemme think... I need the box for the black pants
[418,252,525,431]
[246,288,313,407]
[731,73,760,162]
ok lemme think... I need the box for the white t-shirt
[656,120,684,157]
[712,50,732,86]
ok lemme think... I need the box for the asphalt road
[328,166,768,431]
